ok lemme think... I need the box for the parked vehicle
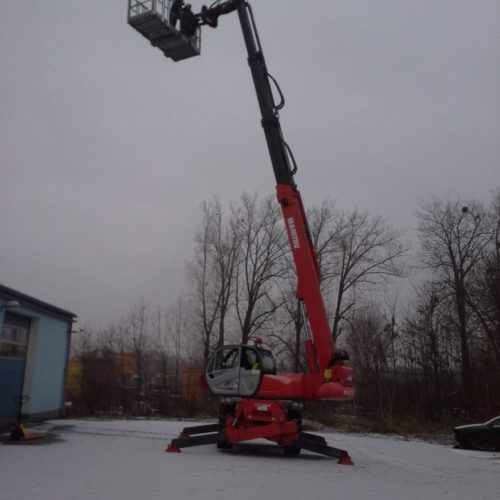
[454,415,500,450]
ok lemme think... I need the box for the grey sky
[1,1,499,326]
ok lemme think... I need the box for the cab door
[238,346,262,396]
[205,345,262,397]
[205,346,242,396]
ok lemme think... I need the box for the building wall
[0,309,31,420]
[23,313,71,418]
[0,304,71,421]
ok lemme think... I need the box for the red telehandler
[128,0,355,464]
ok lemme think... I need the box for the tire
[218,402,236,429]
[284,405,302,456]
[217,402,236,451]
[287,406,303,433]
[463,434,478,449]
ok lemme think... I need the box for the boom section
[236,1,294,187]
[235,1,335,371]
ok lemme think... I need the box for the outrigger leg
[166,423,227,453]
[292,431,353,465]
[166,423,352,464]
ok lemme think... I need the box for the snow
[1,419,498,500]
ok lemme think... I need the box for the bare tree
[345,302,396,421]
[257,200,407,370]
[307,200,345,283]
[417,197,493,410]
[187,198,239,361]
[211,201,240,348]
[122,301,152,400]
[233,193,288,344]
[71,324,123,416]
[70,324,95,358]
[263,285,307,373]
[152,304,170,408]
[165,298,185,396]
[466,190,500,366]
[307,202,407,341]
[401,281,458,418]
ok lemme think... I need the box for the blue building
[0,284,76,424]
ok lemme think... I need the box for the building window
[0,313,30,359]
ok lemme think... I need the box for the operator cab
[205,344,276,397]
[128,0,201,62]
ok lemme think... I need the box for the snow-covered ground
[1,419,498,500]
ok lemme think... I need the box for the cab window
[260,350,277,374]
[241,348,259,370]
[219,347,240,370]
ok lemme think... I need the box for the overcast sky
[1,0,499,326]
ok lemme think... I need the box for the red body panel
[224,399,299,447]
[257,370,355,401]
[277,184,336,373]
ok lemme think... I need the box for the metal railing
[128,0,201,54]
[128,0,173,23]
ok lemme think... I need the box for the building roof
[0,283,77,321]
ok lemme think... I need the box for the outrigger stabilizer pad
[166,443,181,453]
[339,455,354,465]
[10,424,47,442]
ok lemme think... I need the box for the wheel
[286,405,303,433]
[218,401,237,429]
[463,434,478,449]
[284,404,302,456]
[217,401,236,451]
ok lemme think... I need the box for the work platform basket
[128,0,201,62]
